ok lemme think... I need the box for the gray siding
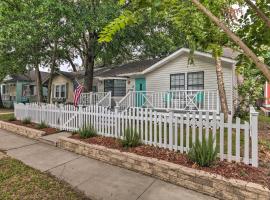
[145,53,234,112]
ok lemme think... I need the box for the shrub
[78,125,97,138]
[121,128,141,148]
[188,136,218,167]
[37,121,48,129]
[7,116,16,121]
[22,117,31,124]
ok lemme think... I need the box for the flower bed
[0,120,59,139]
[9,120,59,135]
[59,135,270,200]
[70,135,269,189]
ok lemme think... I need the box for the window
[2,85,7,94]
[104,79,126,97]
[170,73,185,90]
[61,85,66,98]
[187,72,204,90]
[55,85,60,98]
[54,84,66,98]
[29,85,35,96]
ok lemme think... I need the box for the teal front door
[135,78,146,107]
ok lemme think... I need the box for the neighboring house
[46,59,161,105]
[48,48,238,113]
[0,70,49,108]
[264,82,270,108]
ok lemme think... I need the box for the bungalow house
[0,70,49,108]
[48,48,238,114]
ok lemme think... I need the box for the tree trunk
[84,52,94,92]
[84,36,96,92]
[215,56,229,121]
[190,0,270,81]
[244,0,270,29]
[47,42,58,103]
[35,65,43,102]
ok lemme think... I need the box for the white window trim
[54,84,66,98]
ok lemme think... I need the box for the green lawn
[0,113,14,121]
[0,157,89,200]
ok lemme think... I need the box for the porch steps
[38,132,72,146]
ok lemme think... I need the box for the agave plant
[121,128,141,148]
[188,135,218,167]
[78,125,97,139]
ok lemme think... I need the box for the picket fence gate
[14,103,259,167]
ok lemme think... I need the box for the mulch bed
[9,120,59,135]
[70,134,270,189]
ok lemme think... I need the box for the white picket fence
[14,103,259,167]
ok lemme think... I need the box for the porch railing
[2,94,12,101]
[117,89,219,113]
[97,91,111,108]
[78,92,111,107]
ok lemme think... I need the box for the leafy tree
[235,0,270,115]
[100,0,234,119]
[99,0,270,82]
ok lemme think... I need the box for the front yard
[0,113,14,121]
[0,153,89,200]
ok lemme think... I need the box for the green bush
[7,116,16,121]
[37,121,48,129]
[121,128,141,148]
[22,117,31,124]
[78,125,97,138]
[188,136,218,167]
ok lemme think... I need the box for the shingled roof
[56,58,163,80]
[3,70,49,83]
[94,58,162,77]
[55,47,237,80]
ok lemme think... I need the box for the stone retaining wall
[58,137,270,200]
[0,121,46,139]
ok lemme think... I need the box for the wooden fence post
[250,106,259,167]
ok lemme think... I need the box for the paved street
[0,129,215,200]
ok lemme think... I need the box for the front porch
[116,89,220,113]
[78,90,220,113]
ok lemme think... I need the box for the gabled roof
[94,58,162,78]
[51,47,237,80]
[3,70,49,83]
[53,58,163,80]
[142,48,236,75]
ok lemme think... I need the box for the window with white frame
[170,73,185,90]
[187,71,204,90]
[54,84,66,98]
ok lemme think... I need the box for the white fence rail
[118,90,219,113]
[14,103,258,167]
[97,92,111,108]
[78,92,111,107]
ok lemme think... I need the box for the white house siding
[145,53,234,112]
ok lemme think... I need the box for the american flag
[73,80,83,107]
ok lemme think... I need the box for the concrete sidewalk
[0,129,215,200]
